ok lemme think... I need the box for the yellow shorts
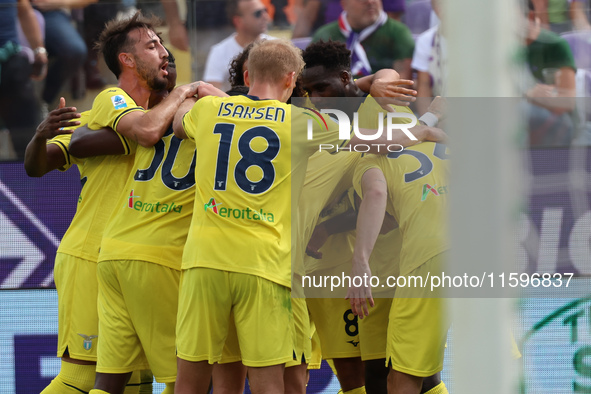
[219,312,242,364]
[96,260,180,383]
[176,268,294,367]
[359,297,392,361]
[54,253,99,361]
[286,297,312,367]
[386,253,449,377]
[307,298,360,360]
[308,323,322,370]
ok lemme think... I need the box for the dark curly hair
[228,42,254,88]
[302,40,351,73]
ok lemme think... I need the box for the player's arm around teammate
[356,68,418,108]
[114,81,201,147]
[67,126,129,158]
[24,97,80,177]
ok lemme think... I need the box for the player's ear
[244,70,251,87]
[285,71,296,88]
[119,52,135,69]
[340,70,351,85]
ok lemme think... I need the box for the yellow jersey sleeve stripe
[55,140,71,167]
[116,132,132,155]
[113,107,145,131]
[47,139,72,170]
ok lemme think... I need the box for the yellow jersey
[296,151,360,276]
[98,126,196,270]
[353,142,450,276]
[303,187,401,281]
[53,88,141,262]
[297,96,413,276]
[181,94,342,288]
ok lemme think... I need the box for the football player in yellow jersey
[24,105,145,394]
[173,38,444,394]
[60,13,199,394]
[23,14,198,391]
[79,12,200,150]
[298,40,417,394]
[84,57,232,394]
[289,44,423,393]
[173,39,316,394]
[300,40,450,394]
[350,142,450,394]
[22,52,180,393]
[220,42,417,394]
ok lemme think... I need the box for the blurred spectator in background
[203,0,272,91]
[82,0,119,89]
[532,0,591,33]
[411,0,444,115]
[0,0,47,160]
[32,0,95,107]
[523,0,577,146]
[311,0,414,79]
[292,0,405,38]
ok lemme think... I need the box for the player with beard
[66,49,221,394]
[24,53,176,394]
[60,12,199,394]
[24,45,187,394]
[85,12,200,148]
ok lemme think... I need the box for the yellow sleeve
[87,87,146,131]
[116,132,137,155]
[182,96,217,142]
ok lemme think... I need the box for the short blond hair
[247,39,304,84]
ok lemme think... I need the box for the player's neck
[118,73,151,109]
[248,82,285,102]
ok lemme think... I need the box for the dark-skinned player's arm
[69,126,127,158]
[24,98,80,177]
[356,68,417,107]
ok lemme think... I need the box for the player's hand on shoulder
[36,97,80,140]
[196,82,230,99]
[372,78,417,108]
[174,81,202,99]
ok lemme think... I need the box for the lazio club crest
[78,333,98,350]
